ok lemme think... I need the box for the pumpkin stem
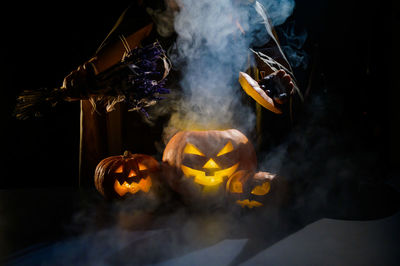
[123,150,132,157]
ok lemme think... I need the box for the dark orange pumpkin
[226,170,275,209]
[94,151,160,199]
[162,129,257,204]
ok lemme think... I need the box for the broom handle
[87,23,154,75]
[59,23,154,98]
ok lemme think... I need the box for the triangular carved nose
[202,158,220,169]
[128,170,137,178]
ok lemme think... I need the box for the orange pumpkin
[94,151,160,200]
[162,129,257,204]
[226,170,275,209]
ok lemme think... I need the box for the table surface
[2,179,400,266]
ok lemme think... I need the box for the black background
[1,1,132,188]
[1,0,398,188]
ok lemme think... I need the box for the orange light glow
[113,176,152,196]
[236,199,263,208]
[202,158,220,169]
[138,163,147,171]
[230,181,243,193]
[128,170,137,178]
[251,182,270,196]
[181,163,239,186]
[183,143,206,156]
[114,165,123,173]
[216,141,234,156]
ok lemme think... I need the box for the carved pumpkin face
[162,129,257,200]
[94,151,159,199]
[226,170,273,209]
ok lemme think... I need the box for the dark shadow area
[2,176,398,265]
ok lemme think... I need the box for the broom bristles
[14,88,64,120]
[14,42,171,120]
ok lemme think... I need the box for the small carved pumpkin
[226,170,275,209]
[162,129,257,203]
[94,151,160,199]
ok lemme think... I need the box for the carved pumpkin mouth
[181,163,239,186]
[179,140,241,186]
[114,176,152,196]
[236,199,263,208]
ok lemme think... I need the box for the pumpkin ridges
[161,129,258,205]
[94,152,160,199]
[226,171,277,209]
[94,156,121,197]
[226,170,255,194]
[104,157,125,198]
[162,131,188,167]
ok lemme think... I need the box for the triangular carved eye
[230,181,243,193]
[217,141,234,156]
[251,182,270,196]
[114,165,123,173]
[138,163,147,171]
[183,143,205,156]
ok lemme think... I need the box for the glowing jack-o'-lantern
[162,129,257,201]
[94,151,159,199]
[226,170,274,209]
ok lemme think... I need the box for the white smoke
[163,0,296,140]
[258,0,295,26]
[279,20,309,69]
